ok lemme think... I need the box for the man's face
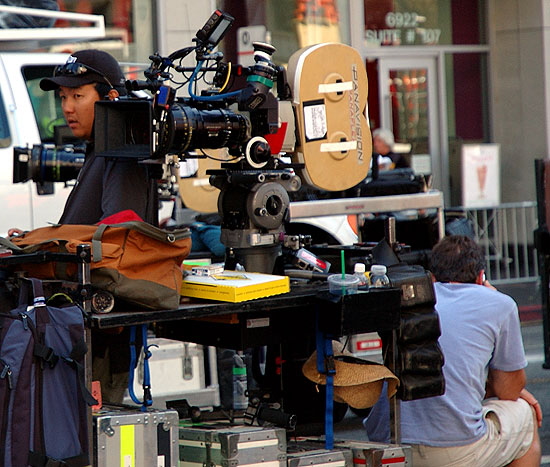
[58,83,100,140]
[373,135,390,155]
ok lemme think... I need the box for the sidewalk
[478,281,550,462]
[498,281,543,324]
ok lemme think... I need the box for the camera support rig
[210,159,302,274]
[14,10,372,277]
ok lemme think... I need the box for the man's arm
[485,367,526,400]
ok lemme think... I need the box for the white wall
[489,0,550,202]
[155,0,217,56]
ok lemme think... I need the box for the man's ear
[475,270,485,285]
[107,88,120,101]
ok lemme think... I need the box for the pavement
[505,280,550,463]
[333,279,550,464]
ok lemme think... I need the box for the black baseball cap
[40,49,126,91]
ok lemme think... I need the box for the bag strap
[109,221,190,242]
[315,311,335,450]
[128,324,154,411]
[62,334,98,407]
[91,221,190,262]
[91,224,108,262]
[17,277,47,308]
[0,236,23,252]
[27,279,61,369]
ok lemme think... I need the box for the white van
[0,52,72,236]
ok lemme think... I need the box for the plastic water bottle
[353,263,368,286]
[369,264,391,288]
[232,353,248,410]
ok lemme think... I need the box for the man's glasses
[54,62,114,88]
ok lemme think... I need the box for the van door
[0,54,71,235]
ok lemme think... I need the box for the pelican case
[179,424,287,467]
[93,407,179,467]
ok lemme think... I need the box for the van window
[0,87,11,148]
[22,65,65,142]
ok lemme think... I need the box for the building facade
[56,0,549,207]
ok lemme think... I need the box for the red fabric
[97,210,143,225]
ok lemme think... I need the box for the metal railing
[459,202,539,284]
[290,194,539,285]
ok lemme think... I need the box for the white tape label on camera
[303,103,327,141]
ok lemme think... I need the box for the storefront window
[363,0,486,47]
[221,0,350,64]
[56,0,152,62]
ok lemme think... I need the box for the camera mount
[14,10,372,276]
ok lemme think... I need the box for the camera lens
[155,105,250,157]
[33,145,85,183]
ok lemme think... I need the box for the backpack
[0,278,96,467]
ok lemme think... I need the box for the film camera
[14,9,372,273]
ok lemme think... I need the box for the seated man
[364,235,542,466]
[372,128,409,170]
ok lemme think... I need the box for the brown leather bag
[6,221,191,310]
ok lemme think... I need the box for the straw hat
[302,342,399,409]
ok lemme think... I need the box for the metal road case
[287,447,353,467]
[333,440,412,467]
[179,424,287,467]
[93,407,179,467]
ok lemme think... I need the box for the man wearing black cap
[39,49,158,226]
[39,49,158,403]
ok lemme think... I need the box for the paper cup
[327,274,360,296]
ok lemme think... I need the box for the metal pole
[76,244,94,463]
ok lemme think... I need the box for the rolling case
[179,424,287,467]
[93,407,179,467]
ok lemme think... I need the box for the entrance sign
[461,144,500,207]
[365,10,441,46]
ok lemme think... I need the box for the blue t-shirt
[400,282,527,447]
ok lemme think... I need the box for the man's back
[400,282,527,446]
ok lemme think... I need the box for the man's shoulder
[435,282,517,312]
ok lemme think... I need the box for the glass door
[377,56,446,197]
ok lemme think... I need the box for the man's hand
[7,228,23,237]
[519,388,543,428]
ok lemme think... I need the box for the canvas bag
[0,278,96,467]
[4,221,192,310]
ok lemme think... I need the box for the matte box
[179,424,287,467]
[93,407,179,467]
